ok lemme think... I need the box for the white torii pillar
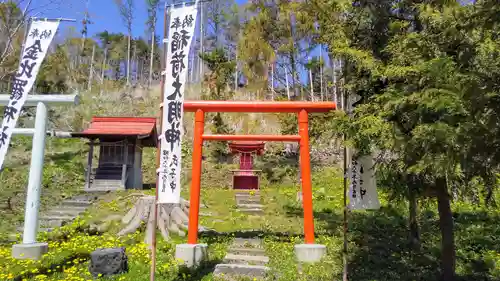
[0,94,79,260]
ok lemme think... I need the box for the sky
[30,0,247,39]
[27,0,325,85]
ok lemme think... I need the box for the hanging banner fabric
[0,20,60,171]
[158,4,198,203]
[348,153,381,210]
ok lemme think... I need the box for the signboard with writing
[0,20,59,170]
[348,154,380,210]
[158,4,198,203]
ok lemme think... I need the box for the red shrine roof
[229,141,265,154]
[73,117,158,147]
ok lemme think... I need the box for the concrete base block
[12,242,48,260]
[175,244,208,268]
[294,244,326,263]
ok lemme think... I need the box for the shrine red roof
[73,117,158,147]
[229,141,265,154]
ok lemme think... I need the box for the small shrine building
[72,117,158,191]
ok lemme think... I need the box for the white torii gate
[0,94,79,260]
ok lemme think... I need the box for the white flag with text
[158,4,198,203]
[0,20,59,170]
[348,153,381,210]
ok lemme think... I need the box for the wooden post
[187,109,205,244]
[122,139,128,188]
[150,6,169,281]
[298,109,315,244]
[86,140,94,189]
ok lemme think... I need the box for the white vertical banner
[0,20,59,170]
[158,4,198,203]
[348,153,381,210]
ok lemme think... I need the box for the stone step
[214,264,269,279]
[223,254,269,266]
[235,198,261,205]
[233,238,263,248]
[83,187,122,192]
[228,247,266,256]
[40,214,77,221]
[235,193,260,198]
[45,208,86,217]
[71,194,100,201]
[60,200,93,207]
[236,203,263,209]
[39,219,64,228]
[52,205,88,212]
[15,227,54,234]
[239,208,264,215]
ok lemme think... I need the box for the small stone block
[12,243,48,260]
[175,244,208,268]
[89,247,128,278]
[294,244,327,263]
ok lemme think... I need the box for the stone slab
[60,200,93,207]
[39,219,64,228]
[175,244,208,268]
[40,215,76,221]
[214,264,269,278]
[294,244,327,263]
[46,209,85,216]
[237,203,263,209]
[239,208,264,215]
[233,238,263,248]
[12,242,48,260]
[228,247,266,256]
[223,253,269,266]
[235,198,261,205]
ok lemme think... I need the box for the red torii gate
[182,100,337,245]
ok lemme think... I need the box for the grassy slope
[0,167,499,281]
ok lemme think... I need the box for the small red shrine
[229,141,265,190]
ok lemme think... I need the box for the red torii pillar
[177,100,336,265]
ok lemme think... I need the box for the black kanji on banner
[0,126,9,148]
[3,101,18,123]
[167,101,182,123]
[10,78,28,100]
[170,50,186,77]
[23,40,42,60]
[164,122,181,152]
[182,15,194,28]
[161,150,169,192]
[167,76,182,101]
[171,17,182,30]
[171,30,190,53]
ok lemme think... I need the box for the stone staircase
[17,192,103,234]
[235,190,264,215]
[214,238,270,280]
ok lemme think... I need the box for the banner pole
[150,4,169,281]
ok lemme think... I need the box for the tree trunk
[149,31,155,88]
[436,178,456,281]
[126,35,131,85]
[101,47,108,83]
[408,178,420,250]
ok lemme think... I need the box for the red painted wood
[233,175,259,190]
